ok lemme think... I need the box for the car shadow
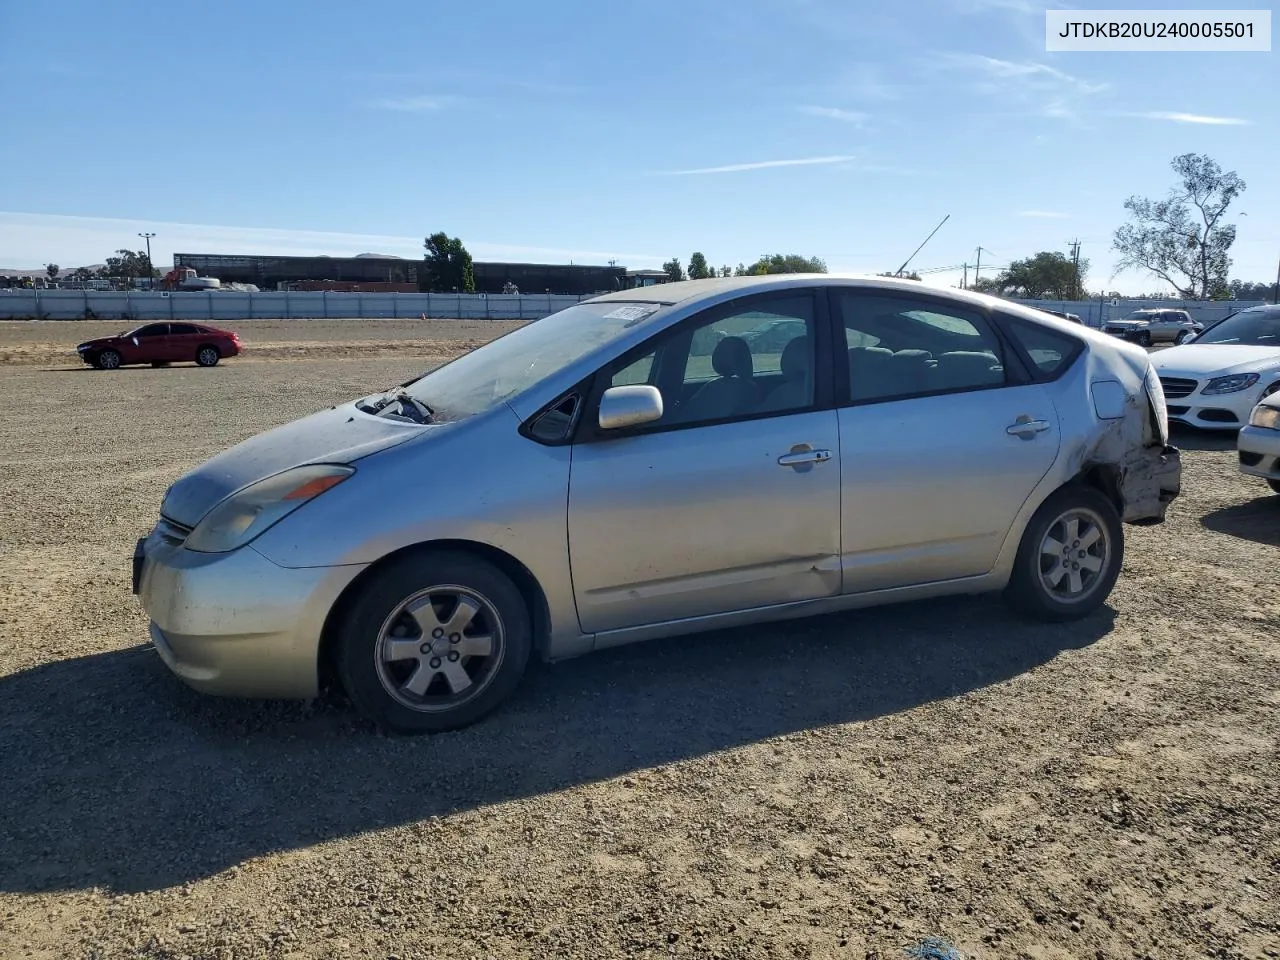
[1169,423,1237,453]
[0,596,1113,895]
[1201,495,1280,546]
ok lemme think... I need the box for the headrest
[780,335,810,377]
[712,336,753,378]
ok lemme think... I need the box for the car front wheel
[1174,330,1192,345]
[95,349,121,370]
[335,550,532,733]
[195,345,221,367]
[1136,331,1152,347]
[1003,485,1124,622]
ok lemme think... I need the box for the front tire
[1136,331,1152,347]
[195,345,221,367]
[1174,330,1191,345]
[1003,485,1123,622]
[335,551,532,733]
[95,349,121,370]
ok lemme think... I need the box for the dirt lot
[1,319,1277,960]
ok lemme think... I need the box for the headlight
[1249,405,1280,430]
[185,464,354,554]
[1202,373,1260,395]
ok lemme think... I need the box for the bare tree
[1113,153,1245,299]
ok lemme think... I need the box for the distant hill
[0,264,108,278]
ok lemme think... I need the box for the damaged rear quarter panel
[1050,346,1181,524]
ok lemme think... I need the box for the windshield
[1191,310,1280,347]
[397,301,663,419]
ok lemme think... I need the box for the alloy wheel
[1038,507,1111,603]
[373,585,506,712]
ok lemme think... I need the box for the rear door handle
[778,446,832,468]
[1006,416,1051,440]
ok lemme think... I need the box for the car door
[124,323,170,362]
[166,323,200,361]
[832,289,1061,593]
[566,291,842,635]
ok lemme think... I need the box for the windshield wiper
[375,390,433,423]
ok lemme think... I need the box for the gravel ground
[1,320,1278,960]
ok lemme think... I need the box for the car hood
[160,403,428,528]
[77,336,121,347]
[1150,343,1280,377]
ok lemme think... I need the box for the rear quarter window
[1001,314,1084,380]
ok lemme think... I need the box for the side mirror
[598,385,663,431]
[132,337,139,346]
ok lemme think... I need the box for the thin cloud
[653,155,858,176]
[1128,111,1251,126]
[1017,210,1071,219]
[939,53,1105,93]
[798,105,870,125]
[0,212,665,269]
[369,95,459,112]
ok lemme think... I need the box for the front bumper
[1164,391,1261,431]
[1238,425,1280,482]
[133,523,367,699]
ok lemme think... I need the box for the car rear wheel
[95,349,121,370]
[1003,485,1123,622]
[335,550,532,733]
[195,345,221,367]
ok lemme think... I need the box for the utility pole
[962,263,968,289]
[1068,238,1082,299]
[973,247,982,287]
[137,232,156,284]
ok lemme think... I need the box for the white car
[1238,392,1280,494]
[1148,305,1280,431]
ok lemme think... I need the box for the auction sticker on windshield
[602,304,661,324]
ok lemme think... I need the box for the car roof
[586,273,1042,313]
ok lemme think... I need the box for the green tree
[71,267,93,281]
[719,265,732,278]
[421,232,475,293]
[742,254,827,275]
[662,257,685,283]
[1113,152,1245,300]
[45,263,59,280]
[687,251,711,280]
[981,251,1089,299]
[104,249,159,279]
[877,270,921,281]
[1228,280,1275,300]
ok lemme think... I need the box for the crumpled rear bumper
[1121,444,1182,525]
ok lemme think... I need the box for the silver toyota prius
[134,275,1182,732]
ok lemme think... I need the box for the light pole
[137,232,156,285]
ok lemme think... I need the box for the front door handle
[1006,415,1051,440]
[778,445,832,469]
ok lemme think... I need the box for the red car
[75,322,241,370]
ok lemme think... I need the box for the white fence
[1009,296,1271,329]
[0,289,591,322]
[0,288,1271,327]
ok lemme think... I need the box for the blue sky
[1,0,1276,294]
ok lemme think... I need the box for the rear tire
[195,344,221,367]
[335,550,532,733]
[1003,485,1124,622]
[95,349,121,370]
